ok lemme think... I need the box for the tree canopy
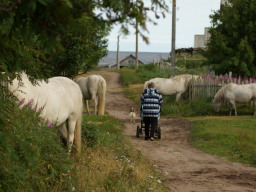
[205,0,256,77]
[0,0,168,79]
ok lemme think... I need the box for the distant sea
[98,51,170,66]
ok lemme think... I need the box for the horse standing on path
[144,74,200,102]
[213,83,256,116]
[75,75,106,116]
[7,72,83,155]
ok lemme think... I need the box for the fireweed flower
[28,99,34,107]
[47,123,54,129]
[19,98,25,106]
[38,107,43,112]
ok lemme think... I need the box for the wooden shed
[108,54,144,69]
[119,54,144,67]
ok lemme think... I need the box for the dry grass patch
[75,115,169,191]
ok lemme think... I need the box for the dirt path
[89,70,256,192]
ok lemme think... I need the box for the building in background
[194,27,210,48]
[108,54,144,69]
[194,0,229,48]
[98,51,169,68]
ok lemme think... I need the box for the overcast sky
[107,0,221,53]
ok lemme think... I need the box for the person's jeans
[144,117,158,139]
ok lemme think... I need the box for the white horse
[144,74,200,101]
[75,75,106,116]
[7,72,83,155]
[213,83,256,116]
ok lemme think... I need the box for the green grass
[119,64,172,86]
[0,98,76,192]
[188,116,256,167]
[119,63,256,117]
[76,115,169,192]
[118,61,256,168]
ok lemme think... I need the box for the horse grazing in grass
[213,83,256,116]
[75,75,106,116]
[7,72,83,155]
[144,74,200,102]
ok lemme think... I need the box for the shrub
[0,97,77,192]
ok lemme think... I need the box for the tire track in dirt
[90,70,256,192]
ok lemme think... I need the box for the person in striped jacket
[140,82,163,141]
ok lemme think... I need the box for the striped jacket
[140,88,163,118]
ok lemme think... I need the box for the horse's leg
[85,100,90,115]
[229,100,237,116]
[92,96,98,115]
[67,120,76,154]
[176,93,182,102]
[233,102,237,116]
[253,99,256,116]
[58,122,68,146]
[228,102,232,116]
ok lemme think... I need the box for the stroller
[136,111,161,139]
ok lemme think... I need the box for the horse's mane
[172,74,200,89]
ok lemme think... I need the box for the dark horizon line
[107,50,170,53]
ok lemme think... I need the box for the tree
[0,0,168,78]
[205,0,256,77]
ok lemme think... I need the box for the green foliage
[82,115,123,148]
[205,0,256,77]
[82,121,100,148]
[161,97,214,117]
[189,116,256,167]
[0,97,76,192]
[0,0,110,79]
[48,13,109,78]
[119,64,172,86]
[0,0,169,78]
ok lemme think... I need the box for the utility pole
[171,0,176,77]
[135,1,139,70]
[116,35,120,69]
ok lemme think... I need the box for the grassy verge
[188,116,256,167]
[118,65,256,168]
[76,115,169,192]
[119,64,255,117]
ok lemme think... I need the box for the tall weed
[0,97,76,192]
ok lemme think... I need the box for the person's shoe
[145,136,149,140]
[150,137,154,141]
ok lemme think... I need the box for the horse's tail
[143,81,149,90]
[73,107,82,156]
[97,77,106,116]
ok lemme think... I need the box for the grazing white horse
[213,83,256,116]
[7,72,83,155]
[75,75,106,116]
[144,74,200,101]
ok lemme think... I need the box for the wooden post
[171,0,176,77]
[116,35,120,69]
[135,0,139,70]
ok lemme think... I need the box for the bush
[82,122,99,148]
[0,97,77,192]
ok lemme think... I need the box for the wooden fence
[188,74,256,101]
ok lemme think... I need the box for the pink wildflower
[19,98,25,106]
[47,123,54,129]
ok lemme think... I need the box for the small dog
[129,107,136,124]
